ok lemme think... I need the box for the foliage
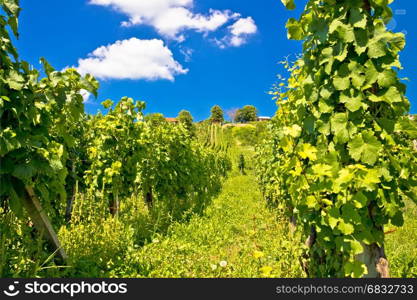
[59,215,135,277]
[196,122,233,153]
[0,0,98,221]
[235,105,258,123]
[210,105,225,123]
[232,123,269,147]
[84,98,230,216]
[256,0,417,277]
[0,208,64,277]
[177,110,195,135]
[145,113,167,127]
[232,126,257,146]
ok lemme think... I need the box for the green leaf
[389,33,405,52]
[338,219,355,235]
[383,86,402,103]
[284,124,302,138]
[299,143,317,161]
[333,76,350,91]
[310,19,328,43]
[364,60,378,85]
[286,18,304,40]
[8,15,18,37]
[319,99,333,114]
[336,23,355,43]
[328,206,341,229]
[348,132,382,165]
[395,118,417,138]
[352,191,368,208]
[340,90,363,112]
[281,0,295,10]
[3,0,20,16]
[102,99,114,109]
[350,240,364,255]
[342,203,361,224]
[349,8,367,29]
[6,70,25,90]
[303,116,315,134]
[403,190,417,205]
[312,164,332,177]
[12,164,35,181]
[40,57,55,76]
[361,168,381,191]
[368,39,387,58]
[377,69,397,88]
[354,28,368,54]
[82,73,99,98]
[345,260,367,278]
[331,113,349,143]
[351,73,366,89]
[333,42,348,62]
[306,195,317,208]
[9,179,24,217]
[334,168,354,193]
[391,211,404,227]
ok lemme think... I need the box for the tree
[209,105,224,123]
[256,0,417,278]
[177,110,195,134]
[226,108,239,123]
[235,105,258,123]
[145,113,167,127]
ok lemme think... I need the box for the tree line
[144,104,263,126]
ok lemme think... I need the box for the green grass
[386,201,417,278]
[118,174,305,278]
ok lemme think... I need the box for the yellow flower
[253,250,265,259]
[260,266,273,277]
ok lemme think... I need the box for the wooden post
[65,163,77,222]
[22,187,67,261]
[109,192,119,217]
[357,243,389,278]
[145,188,153,208]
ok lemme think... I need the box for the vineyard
[1,0,417,279]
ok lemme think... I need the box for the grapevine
[256,0,417,277]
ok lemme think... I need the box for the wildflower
[253,250,265,259]
[219,261,228,268]
[211,264,218,271]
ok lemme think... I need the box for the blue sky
[16,0,417,120]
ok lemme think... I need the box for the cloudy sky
[17,0,417,119]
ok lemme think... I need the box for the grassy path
[131,174,305,278]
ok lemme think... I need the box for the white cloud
[229,17,258,46]
[80,89,92,103]
[76,38,188,81]
[179,46,194,62]
[215,17,258,48]
[89,0,237,41]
